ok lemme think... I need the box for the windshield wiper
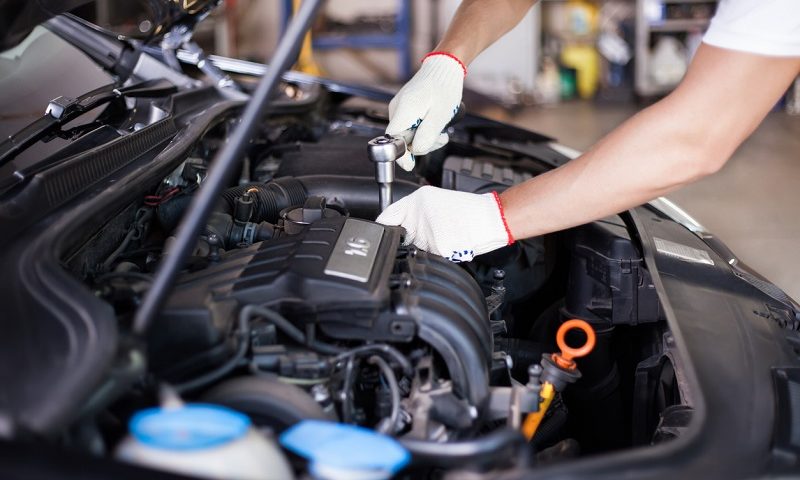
[0,78,177,169]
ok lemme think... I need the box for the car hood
[0,0,219,51]
[0,0,93,50]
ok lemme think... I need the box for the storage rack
[281,0,412,81]
[635,0,717,97]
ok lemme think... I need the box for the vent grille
[40,119,177,208]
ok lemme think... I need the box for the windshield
[0,26,113,177]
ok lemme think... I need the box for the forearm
[501,44,800,240]
[435,0,538,64]
[500,102,717,238]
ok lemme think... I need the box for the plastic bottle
[115,403,293,480]
[650,36,688,87]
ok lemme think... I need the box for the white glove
[386,52,466,172]
[376,186,515,262]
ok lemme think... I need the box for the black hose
[221,175,421,223]
[333,344,413,377]
[298,176,420,219]
[368,355,400,435]
[341,356,358,424]
[400,428,529,469]
[241,304,343,355]
[221,177,306,222]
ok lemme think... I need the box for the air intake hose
[222,175,421,222]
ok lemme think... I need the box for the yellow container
[561,44,600,99]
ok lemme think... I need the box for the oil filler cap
[280,420,410,480]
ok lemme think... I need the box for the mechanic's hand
[386,52,466,171]
[376,186,514,262]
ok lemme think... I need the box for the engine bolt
[527,364,543,387]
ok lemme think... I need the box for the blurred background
[92,0,800,298]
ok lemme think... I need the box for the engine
[156,205,491,417]
[63,97,679,477]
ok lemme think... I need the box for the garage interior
[3,1,800,477]
[186,0,800,299]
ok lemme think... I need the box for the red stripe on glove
[492,191,515,245]
[422,51,467,77]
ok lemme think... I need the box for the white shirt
[703,0,800,56]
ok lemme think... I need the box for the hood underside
[0,0,92,50]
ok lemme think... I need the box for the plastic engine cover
[154,216,492,408]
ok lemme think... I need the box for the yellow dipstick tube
[521,319,596,441]
[522,382,554,440]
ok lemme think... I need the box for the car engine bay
[46,78,686,476]
[3,4,800,477]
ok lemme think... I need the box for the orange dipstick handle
[552,319,596,370]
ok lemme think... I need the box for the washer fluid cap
[279,420,410,480]
[130,404,251,451]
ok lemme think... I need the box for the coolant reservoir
[115,404,293,480]
[280,420,409,480]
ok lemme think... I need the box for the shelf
[312,33,407,50]
[648,18,710,32]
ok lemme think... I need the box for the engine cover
[155,216,492,407]
[161,216,404,340]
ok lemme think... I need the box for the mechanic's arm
[435,0,539,65]
[501,44,800,238]
[386,0,538,168]
[378,45,800,262]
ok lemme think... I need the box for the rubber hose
[400,428,529,469]
[368,355,401,435]
[221,177,306,223]
[221,175,421,223]
[297,175,420,219]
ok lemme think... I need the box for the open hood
[0,0,92,50]
[0,0,220,51]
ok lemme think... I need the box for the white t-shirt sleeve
[703,0,800,57]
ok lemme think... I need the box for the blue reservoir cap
[279,420,410,477]
[130,404,251,451]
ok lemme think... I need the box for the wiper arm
[0,78,177,168]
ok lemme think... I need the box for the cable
[102,227,137,271]
[341,356,358,424]
[332,344,411,432]
[400,428,529,469]
[240,304,343,355]
[102,208,153,271]
[333,344,413,376]
[238,306,412,433]
[173,303,250,393]
[368,355,400,436]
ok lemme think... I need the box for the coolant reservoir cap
[280,420,410,480]
[130,404,251,451]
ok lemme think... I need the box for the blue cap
[279,420,410,477]
[130,404,251,451]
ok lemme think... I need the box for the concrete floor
[485,101,800,301]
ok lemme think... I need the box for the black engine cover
[155,215,492,407]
